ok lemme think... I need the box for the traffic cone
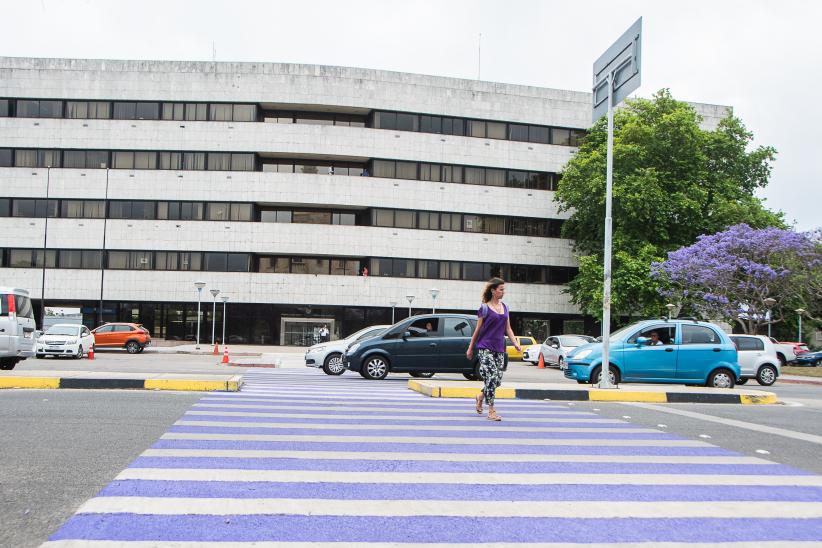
[221,345,230,365]
[213,342,219,355]
[87,346,95,360]
[537,352,545,369]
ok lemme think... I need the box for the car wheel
[36,354,44,359]
[363,356,389,380]
[557,356,564,369]
[756,365,777,386]
[577,380,587,384]
[736,378,749,385]
[137,346,145,353]
[707,368,735,389]
[590,365,619,385]
[74,348,83,359]
[322,353,345,376]
[776,353,787,368]
[358,369,369,379]
[125,341,141,354]
[410,371,435,378]
[0,359,16,370]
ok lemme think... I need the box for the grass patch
[782,366,822,378]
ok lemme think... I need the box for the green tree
[556,89,782,322]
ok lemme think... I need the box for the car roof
[47,323,83,328]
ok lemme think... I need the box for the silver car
[36,323,96,359]
[305,325,390,375]
[729,335,780,386]
[538,334,595,369]
[0,288,37,370]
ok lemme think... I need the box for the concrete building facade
[0,57,728,345]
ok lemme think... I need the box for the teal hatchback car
[564,319,740,388]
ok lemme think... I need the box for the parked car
[36,323,95,359]
[343,313,506,380]
[729,335,780,386]
[91,322,151,353]
[524,334,595,368]
[0,288,37,370]
[768,337,798,367]
[305,324,390,375]
[779,341,810,359]
[564,319,741,388]
[505,336,537,361]
[793,350,822,367]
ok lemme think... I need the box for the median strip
[0,373,242,392]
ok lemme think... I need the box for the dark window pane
[59,250,83,269]
[232,104,256,122]
[183,152,205,170]
[0,99,9,117]
[395,161,417,180]
[465,167,485,185]
[507,170,528,188]
[486,122,506,140]
[131,251,153,269]
[374,209,393,227]
[570,129,586,147]
[113,151,135,169]
[508,124,529,141]
[134,151,156,169]
[130,201,154,219]
[293,210,331,224]
[467,120,486,138]
[16,100,39,117]
[396,113,419,131]
[463,215,483,232]
[206,203,230,220]
[231,153,254,171]
[12,199,35,217]
[529,126,550,144]
[0,149,12,167]
[227,253,249,272]
[440,261,461,280]
[375,111,396,130]
[462,262,485,281]
[82,250,102,269]
[529,172,550,190]
[372,160,395,178]
[113,102,136,119]
[552,128,571,146]
[417,259,439,279]
[134,102,159,120]
[486,169,505,186]
[394,210,415,228]
[36,150,61,168]
[38,100,63,118]
[418,211,439,230]
[0,198,9,217]
[420,115,442,133]
[86,151,108,169]
[393,259,415,277]
[204,253,227,271]
[332,212,356,225]
[108,202,130,219]
[290,258,308,274]
[14,149,36,167]
[33,249,57,268]
[420,163,441,182]
[207,153,231,171]
[371,258,393,277]
[305,258,330,275]
[9,249,33,267]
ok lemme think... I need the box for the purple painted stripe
[182,414,627,428]
[202,396,571,409]
[167,425,676,440]
[99,479,822,501]
[127,456,806,476]
[189,406,595,418]
[152,439,736,456]
[49,516,822,543]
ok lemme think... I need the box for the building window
[227,253,250,272]
[209,104,233,121]
[370,258,393,277]
[113,151,135,169]
[0,198,9,217]
[162,103,185,121]
[207,153,231,171]
[261,210,292,223]
[331,212,356,225]
[394,210,415,229]
[393,258,416,278]
[204,253,228,272]
[113,102,137,120]
[186,103,208,121]
[183,152,206,170]
[372,160,396,178]
[486,121,506,140]
[530,126,550,144]
[395,161,417,180]
[180,252,202,271]
[231,153,255,171]
[486,168,505,186]
[374,209,394,227]
[134,103,160,120]
[374,111,397,130]
[0,99,9,117]
[9,249,34,267]
[206,203,230,221]
[552,128,571,146]
[232,104,257,122]
[0,149,12,167]
[330,259,359,276]
[13,149,36,167]
[508,124,529,142]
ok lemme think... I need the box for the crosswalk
[45,368,822,546]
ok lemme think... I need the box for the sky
[1,0,819,230]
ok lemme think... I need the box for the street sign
[592,17,642,122]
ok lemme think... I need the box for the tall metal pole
[389,301,397,324]
[796,308,805,343]
[194,281,206,350]
[221,296,229,349]
[599,73,614,389]
[40,166,51,329]
[99,167,109,326]
[210,289,220,346]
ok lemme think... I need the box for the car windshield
[558,336,591,347]
[608,324,641,341]
[345,326,385,341]
[45,326,80,336]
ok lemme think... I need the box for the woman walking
[466,278,520,421]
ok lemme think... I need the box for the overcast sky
[2,0,818,230]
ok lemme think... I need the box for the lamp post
[406,294,415,319]
[796,308,806,343]
[221,295,229,350]
[389,300,397,324]
[39,165,51,329]
[194,281,206,349]
[98,167,109,327]
[430,288,440,314]
[665,303,675,320]
[764,297,776,338]
[210,289,220,347]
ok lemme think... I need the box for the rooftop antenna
[477,33,482,80]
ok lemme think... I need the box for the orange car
[91,322,152,353]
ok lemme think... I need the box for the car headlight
[573,349,593,360]
[347,343,361,354]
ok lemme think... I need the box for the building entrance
[280,317,335,346]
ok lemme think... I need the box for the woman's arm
[506,318,521,352]
[466,317,484,360]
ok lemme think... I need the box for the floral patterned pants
[477,348,505,406]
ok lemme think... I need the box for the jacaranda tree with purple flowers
[653,224,821,334]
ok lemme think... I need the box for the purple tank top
[475,302,508,353]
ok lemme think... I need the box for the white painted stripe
[184,410,628,423]
[40,541,822,548]
[161,432,707,447]
[205,395,571,409]
[116,468,822,486]
[77,497,822,519]
[192,403,597,416]
[140,448,774,465]
[626,403,822,446]
[174,420,658,434]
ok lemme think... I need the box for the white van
[0,288,37,370]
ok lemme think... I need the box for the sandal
[475,393,483,414]
[487,410,501,421]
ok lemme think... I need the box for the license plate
[23,332,32,338]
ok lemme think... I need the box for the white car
[730,335,780,386]
[768,336,797,367]
[530,334,596,369]
[36,323,95,359]
[305,324,390,375]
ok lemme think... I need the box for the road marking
[161,432,709,447]
[192,402,578,415]
[117,468,822,486]
[185,410,626,423]
[41,541,822,548]
[625,403,822,446]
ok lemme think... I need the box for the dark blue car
[343,313,503,380]
[794,350,822,367]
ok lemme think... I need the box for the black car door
[439,316,476,371]
[392,317,442,371]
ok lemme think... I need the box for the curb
[407,380,778,405]
[778,377,822,386]
[0,375,242,392]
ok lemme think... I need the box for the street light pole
[389,301,397,324]
[221,295,229,350]
[99,166,109,327]
[764,297,776,338]
[39,165,51,329]
[796,308,806,343]
[665,303,675,320]
[406,294,415,319]
[210,289,220,346]
[599,71,615,390]
[194,281,206,349]
[430,288,440,314]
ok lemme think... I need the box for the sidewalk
[779,374,822,386]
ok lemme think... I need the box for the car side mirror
[636,337,649,346]
[402,331,411,340]
[550,344,559,349]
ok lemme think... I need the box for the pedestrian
[466,277,520,421]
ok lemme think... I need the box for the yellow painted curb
[589,390,668,403]
[439,386,516,399]
[144,379,240,392]
[741,393,778,405]
[407,380,439,397]
[0,377,60,389]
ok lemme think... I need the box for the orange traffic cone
[221,345,230,365]
[213,342,219,355]
[537,352,545,369]
[87,346,95,360]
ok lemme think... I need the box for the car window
[114,325,132,332]
[82,327,91,336]
[46,326,80,336]
[444,317,472,337]
[731,336,764,351]
[407,318,440,337]
[95,325,114,333]
[558,336,591,347]
[520,337,536,346]
[628,325,675,345]
[681,325,721,345]
[354,328,386,342]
